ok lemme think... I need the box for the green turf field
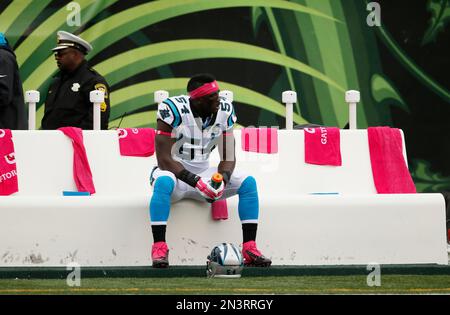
[0,275,449,294]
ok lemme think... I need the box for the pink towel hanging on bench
[0,129,18,195]
[59,127,96,195]
[368,127,416,194]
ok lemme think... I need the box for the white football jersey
[157,95,237,172]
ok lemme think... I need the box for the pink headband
[189,81,219,99]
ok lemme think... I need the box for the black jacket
[0,45,27,130]
[41,61,110,130]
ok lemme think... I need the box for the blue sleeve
[225,102,237,130]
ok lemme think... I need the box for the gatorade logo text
[0,170,17,183]
[320,127,328,145]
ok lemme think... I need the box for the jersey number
[220,102,230,112]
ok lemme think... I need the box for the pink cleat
[242,241,272,267]
[152,241,169,268]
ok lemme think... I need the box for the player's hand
[195,178,224,202]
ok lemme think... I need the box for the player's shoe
[152,241,169,268]
[242,241,272,267]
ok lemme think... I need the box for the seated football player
[149,73,271,268]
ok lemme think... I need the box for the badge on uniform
[71,83,80,92]
[94,83,108,112]
[94,83,108,98]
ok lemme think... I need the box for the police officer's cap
[52,31,92,55]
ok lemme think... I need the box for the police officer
[41,31,110,130]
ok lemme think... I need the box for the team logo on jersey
[159,109,171,119]
[4,153,15,164]
[131,128,139,134]
[71,83,80,92]
[117,128,128,139]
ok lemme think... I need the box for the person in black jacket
[0,32,27,130]
[41,31,110,130]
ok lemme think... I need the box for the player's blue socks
[238,176,259,223]
[150,176,175,224]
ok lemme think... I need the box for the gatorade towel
[58,127,96,194]
[0,129,18,195]
[117,128,156,157]
[304,127,342,166]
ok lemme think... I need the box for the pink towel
[117,128,156,157]
[0,129,18,195]
[304,127,342,166]
[368,127,416,194]
[241,128,278,154]
[58,127,96,195]
[211,199,228,220]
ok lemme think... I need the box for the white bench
[0,130,447,266]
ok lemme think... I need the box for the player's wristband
[156,130,174,137]
[178,169,200,187]
[220,171,232,185]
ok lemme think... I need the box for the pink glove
[195,178,224,202]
